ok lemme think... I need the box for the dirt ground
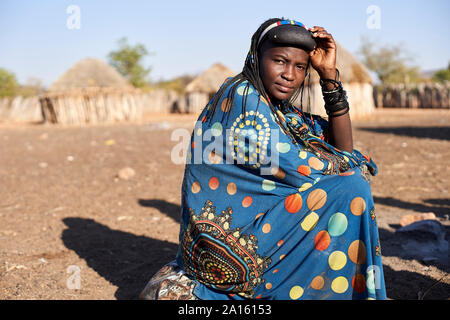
[0,108,448,300]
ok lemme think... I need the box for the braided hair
[205,17,312,141]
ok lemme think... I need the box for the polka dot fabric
[176,78,386,300]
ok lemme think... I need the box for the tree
[358,36,420,84]
[153,74,196,94]
[432,62,450,83]
[19,77,45,97]
[108,37,152,88]
[0,68,19,97]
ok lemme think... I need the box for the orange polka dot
[191,181,201,194]
[262,223,271,233]
[350,197,366,216]
[221,97,231,112]
[271,166,286,180]
[314,230,331,251]
[285,193,303,213]
[307,188,327,211]
[209,177,219,190]
[352,274,366,293]
[297,165,311,176]
[339,170,355,176]
[265,283,272,290]
[208,151,222,164]
[242,196,253,208]
[310,276,325,290]
[273,269,279,274]
[227,182,237,195]
[255,294,262,299]
[191,141,196,149]
[280,254,286,260]
[277,240,284,247]
[348,240,367,264]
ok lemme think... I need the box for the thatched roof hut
[185,63,236,113]
[185,63,236,94]
[49,58,133,92]
[41,58,142,125]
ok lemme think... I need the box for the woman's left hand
[308,26,336,79]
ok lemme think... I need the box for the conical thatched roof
[308,42,372,84]
[185,63,236,93]
[49,58,132,92]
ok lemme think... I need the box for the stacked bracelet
[320,69,350,118]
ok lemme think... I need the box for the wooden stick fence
[37,87,188,125]
[374,82,450,109]
[39,88,146,125]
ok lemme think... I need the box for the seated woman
[140,18,386,300]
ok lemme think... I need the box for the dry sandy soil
[0,108,448,300]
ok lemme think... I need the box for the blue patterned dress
[172,77,386,300]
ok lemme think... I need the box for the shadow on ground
[138,198,181,223]
[62,216,450,300]
[379,225,450,299]
[374,196,450,219]
[358,126,450,141]
[382,263,450,300]
[374,196,449,299]
[62,217,178,300]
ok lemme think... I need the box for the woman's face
[259,42,309,102]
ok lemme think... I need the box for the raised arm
[308,26,354,153]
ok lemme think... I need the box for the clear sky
[0,0,449,87]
